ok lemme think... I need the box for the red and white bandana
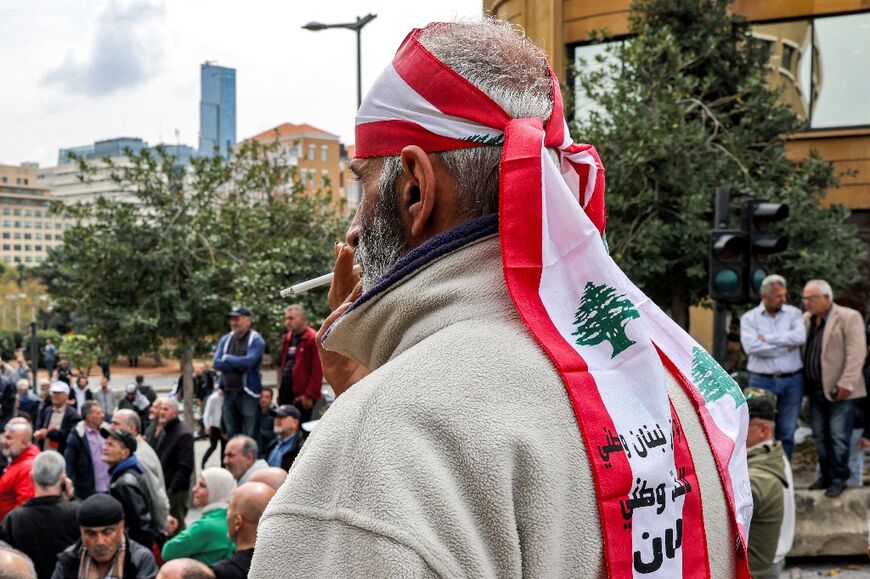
[355,24,751,578]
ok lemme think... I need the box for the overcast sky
[0,0,482,167]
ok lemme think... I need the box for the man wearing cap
[102,428,162,550]
[35,381,81,455]
[0,418,40,521]
[277,305,323,421]
[265,405,304,471]
[252,18,751,577]
[212,307,265,439]
[745,396,794,578]
[53,493,158,579]
[64,400,111,500]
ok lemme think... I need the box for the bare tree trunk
[670,279,691,331]
[180,335,195,429]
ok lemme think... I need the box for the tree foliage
[572,0,866,327]
[37,140,349,423]
[59,334,99,376]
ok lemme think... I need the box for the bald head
[0,544,37,579]
[156,558,215,579]
[247,467,287,490]
[226,482,276,549]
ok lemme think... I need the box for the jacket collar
[323,215,507,371]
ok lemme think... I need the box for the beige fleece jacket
[250,233,736,577]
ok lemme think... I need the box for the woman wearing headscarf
[161,467,236,564]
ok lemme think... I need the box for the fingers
[328,243,362,310]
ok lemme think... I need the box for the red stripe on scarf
[500,117,634,578]
[355,120,490,158]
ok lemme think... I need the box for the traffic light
[745,200,789,301]
[709,228,748,303]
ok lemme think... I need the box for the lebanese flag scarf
[355,24,752,578]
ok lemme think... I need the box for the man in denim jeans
[213,307,265,439]
[741,275,806,458]
[802,279,867,498]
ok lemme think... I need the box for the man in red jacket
[277,305,323,423]
[0,417,40,520]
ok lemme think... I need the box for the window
[24,256,31,263]
[55,234,63,240]
[1,208,8,215]
[1,176,6,183]
[12,209,20,216]
[308,144,315,160]
[1,244,8,250]
[35,233,41,240]
[1,233,8,239]
[321,145,328,161]
[24,244,31,251]
[23,222,31,229]
[13,232,20,239]
[23,178,28,185]
[55,223,62,229]
[13,244,20,250]
[23,233,31,239]
[13,257,20,263]
[34,210,42,217]
[34,244,42,251]
[34,222,41,229]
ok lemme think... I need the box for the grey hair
[32,450,66,489]
[805,279,834,300]
[114,409,141,435]
[230,435,258,459]
[15,379,29,392]
[162,398,180,413]
[760,274,786,295]
[378,18,555,219]
[80,400,100,420]
[0,542,37,579]
[285,304,306,317]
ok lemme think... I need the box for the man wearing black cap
[212,307,265,439]
[265,405,305,470]
[53,493,158,579]
[745,396,794,578]
[101,428,162,551]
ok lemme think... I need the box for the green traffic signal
[714,269,741,294]
[752,268,767,294]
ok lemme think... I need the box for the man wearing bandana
[252,19,751,577]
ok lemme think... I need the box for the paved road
[784,557,870,577]
[64,370,280,395]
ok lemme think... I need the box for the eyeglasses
[801,294,821,302]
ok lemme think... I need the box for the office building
[199,63,237,158]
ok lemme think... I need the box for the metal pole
[30,322,38,392]
[356,24,362,110]
[712,186,731,364]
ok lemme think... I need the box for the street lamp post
[302,13,377,109]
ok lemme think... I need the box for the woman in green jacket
[161,467,236,564]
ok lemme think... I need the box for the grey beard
[356,176,411,292]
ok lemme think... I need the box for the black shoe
[808,478,830,490]
[824,481,847,498]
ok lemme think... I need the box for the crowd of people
[0,304,321,578]
[734,275,870,577]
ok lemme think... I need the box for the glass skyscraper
[199,63,236,158]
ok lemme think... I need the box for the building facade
[247,123,345,202]
[0,164,68,266]
[199,63,237,158]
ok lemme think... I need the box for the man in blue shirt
[741,274,806,457]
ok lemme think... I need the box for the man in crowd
[252,19,749,576]
[44,338,57,377]
[0,418,39,521]
[145,398,164,446]
[119,383,151,428]
[740,274,806,458]
[102,428,161,550]
[136,375,158,405]
[277,305,323,423]
[154,398,194,532]
[745,397,794,578]
[266,405,304,470]
[54,358,72,386]
[111,408,171,534]
[257,388,276,457]
[1,451,80,579]
[802,279,867,498]
[15,380,39,425]
[53,493,158,578]
[158,558,215,579]
[0,368,16,433]
[64,400,110,500]
[35,382,80,454]
[0,543,36,579]
[212,307,265,439]
[213,482,275,579]
[223,435,267,484]
[94,376,118,421]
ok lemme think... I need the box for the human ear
[399,145,436,239]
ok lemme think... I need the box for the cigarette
[280,264,362,298]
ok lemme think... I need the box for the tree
[38,141,348,426]
[571,281,640,358]
[60,334,99,377]
[572,0,866,328]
